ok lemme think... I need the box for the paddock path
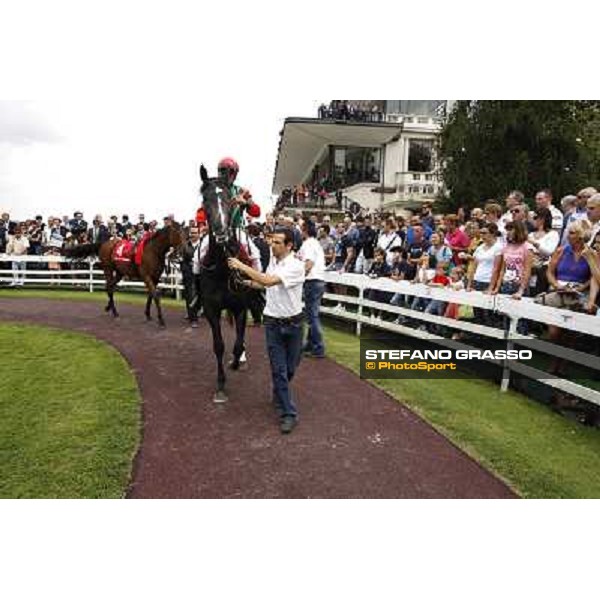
[0,297,516,498]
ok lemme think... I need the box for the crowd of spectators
[4,188,600,325]
[0,211,172,286]
[318,100,385,123]
[265,188,600,340]
[274,185,345,212]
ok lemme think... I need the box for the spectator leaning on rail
[6,227,30,287]
[466,223,503,325]
[227,227,306,435]
[488,220,532,300]
[297,220,326,358]
[354,215,377,275]
[527,207,559,295]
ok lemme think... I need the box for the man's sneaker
[280,416,297,434]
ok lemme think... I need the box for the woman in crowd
[459,220,483,280]
[528,207,560,295]
[466,223,503,324]
[545,222,593,313]
[488,220,532,300]
[444,214,470,267]
[543,222,594,375]
[364,247,391,319]
[582,231,600,313]
[427,231,452,271]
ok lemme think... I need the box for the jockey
[197,157,262,271]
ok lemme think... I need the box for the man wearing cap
[228,227,305,434]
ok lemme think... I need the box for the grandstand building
[272,100,449,213]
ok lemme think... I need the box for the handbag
[534,289,584,311]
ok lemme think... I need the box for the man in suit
[88,215,111,244]
[181,224,204,328]
[68,211,88,238]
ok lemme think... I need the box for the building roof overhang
[272,118,402,194]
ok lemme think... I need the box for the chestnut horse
[63,224,184,326]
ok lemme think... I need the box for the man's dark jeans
[265,317,304,418]
[303,279,325,356]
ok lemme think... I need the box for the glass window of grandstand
[331,146,381,187]
[408,139,433,173]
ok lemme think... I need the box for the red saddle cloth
[113,240,135,263]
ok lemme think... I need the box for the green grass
[0,322,141,498]
[324,327,600,498]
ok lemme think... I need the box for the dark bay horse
[199,164,264,403]
[63,225,184,326]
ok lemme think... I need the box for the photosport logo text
[360,340,535,380]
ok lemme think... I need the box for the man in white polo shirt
[228,227,305,434]
[535,189,563,232]
[298,220,326,358]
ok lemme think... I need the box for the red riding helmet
[217,157,239,183]
[196,207,207,225]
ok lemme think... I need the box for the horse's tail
[62,242,102,259]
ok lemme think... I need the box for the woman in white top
[466,223,503,293]
[466,223,502,325]
[528,207,559,295]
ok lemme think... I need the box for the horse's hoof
[105,305,111,313]
[238,361,248,372]
[145,315,152,322]
[228,360,240,371]
[158,320,166,328]
[112,312,119,318]
[213,390,228,404]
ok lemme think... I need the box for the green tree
[437,101,600,211]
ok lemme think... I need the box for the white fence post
[356,287,364,336]
[89,259,94,293]
[501,315,519,393]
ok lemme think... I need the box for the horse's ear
[199,163,208,183]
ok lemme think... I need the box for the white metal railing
[0,254,184,298]
[322,272,600,405]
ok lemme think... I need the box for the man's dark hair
[321,224,331,235]
[247,223,260,237]
[303,220,317,237]
[273,226,294,247]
